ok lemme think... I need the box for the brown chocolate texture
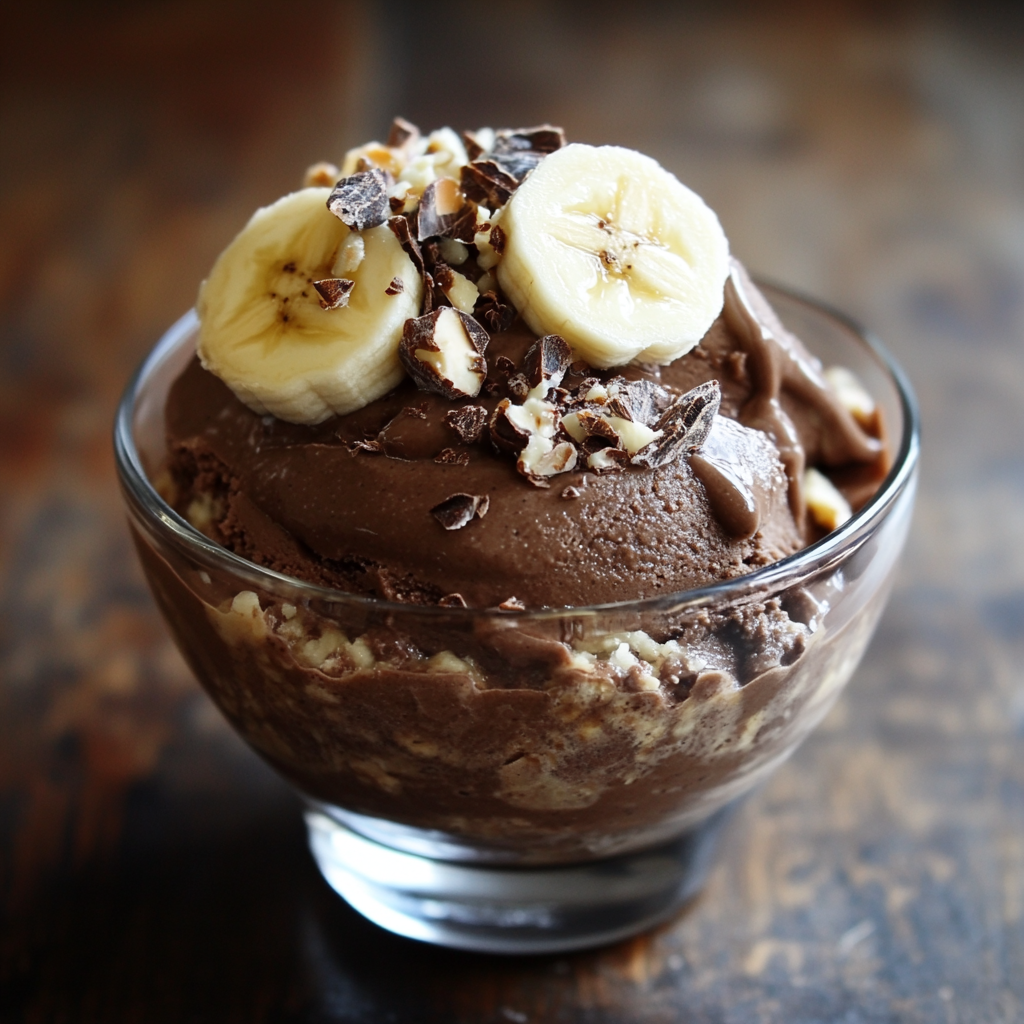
[164,270,886,608]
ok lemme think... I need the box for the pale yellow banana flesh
[196,188,422,424]
[497,144,730,368]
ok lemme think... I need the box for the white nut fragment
[331,232,365,276]
[303,161,340,188]
[824,366,876,427]
[399,306,489,399]
[518,436,578,481]
[804,467,853,532]
[438,238,469,266]
[440,268,479,313]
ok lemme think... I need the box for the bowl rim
[114,284,920,622]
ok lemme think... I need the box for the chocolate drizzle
[722,259,882,527]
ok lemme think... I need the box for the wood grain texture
[2,1,1023,1020]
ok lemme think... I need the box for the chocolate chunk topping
[435,447,470,466]
[312,277,355,310]
[387,215,425,274]
[416,178,468,241]
[460,160,518,208]
[430,492,490,531]
[493,125,566,156]
[522,334,571,390]
[632,380,722,469]
[489,399,531,453]
[399,308,490,400]
[385,276,404,295]
[387,117,420,150]
[489,224,507,256]
[444,405,488,444]
[327,168,393,231]
[476,291,516,333]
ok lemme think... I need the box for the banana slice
[196,188,422,424]
[496,144,729,368]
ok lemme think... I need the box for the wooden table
[3,2,1023,1019]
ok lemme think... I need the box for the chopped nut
[489,398,532,453]
[493,125,565,156]
[385,276,404,295]
[518,436,578,486]
[804,467,853,532]
[824,366,876,428]
[327,168,393,230]
[304,161,340,188]
[498,596,526,611]
[387,117,420,150]
[439,592,468,608]
[332,232,365,276]
[312,277,355,310]
[444,405,488,444]
[588,447,630,473]
[399,307,490,399]
[438,238,469,266]
[561,485,581,499]
[461,127,496,160]
[431,492,490,531]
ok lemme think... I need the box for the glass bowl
[114,285,918,954]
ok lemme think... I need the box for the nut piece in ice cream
[497,144,730,368]
[399,307,490,400]
[195,188,423,424]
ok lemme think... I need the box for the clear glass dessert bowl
[114,285,918,954]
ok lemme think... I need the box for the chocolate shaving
[493,125,566,156]
[522,334,571,390]
[460,160,518,208]
[313,277,355,310]
[435,447,470,466]
[387,216,425,274]
[385,276,404,295]
[439,593,468,608]
[461,129,490,160]
[632,380,722,469]
[327,168,393,231]
[416,178,468,241]
[489,224,507,256]
[399,308,490,399]
[387,117,420,150]
[476,291,516,333]
[420,272,436,314]
[506,374,530,402]
[494,355,517,377]
[573,409,621,444]
[431,493,490,531]
[498,596,526,612]
[444,405,488,444]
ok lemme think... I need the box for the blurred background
[2,1,1023,1020]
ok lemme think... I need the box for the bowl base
[304,804,736,954]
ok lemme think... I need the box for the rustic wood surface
[2,1,1023,1020]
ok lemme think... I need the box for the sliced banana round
[197,188,422,424]
[496,144,729,368]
